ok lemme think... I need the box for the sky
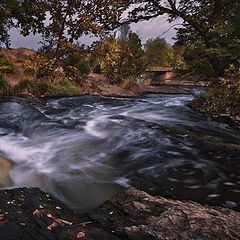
[10,15,181,50]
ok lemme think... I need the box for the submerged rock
[0,187,239,240]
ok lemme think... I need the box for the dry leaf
[20,223,26,226]
[56,206,61,210]
[60,219,73,225]
[33,209,42,217]
[77,231,85,238]
[47,214,72,225]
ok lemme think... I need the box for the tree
[122,0,240,76]
[0,0,127,51]
[92,31,145,84]
[0,0,47,48]
[144,37,172,67]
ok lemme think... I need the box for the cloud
[9,28,41,50]
[9,16,181,49]
[130,15,182,45]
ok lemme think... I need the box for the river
[0,92,240,212]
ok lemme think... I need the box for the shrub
[0,74,12,95]
[14,78,34,93]
[44,81,82,97]
[0,54,15,73]
[191,64,240,117]
[63,56,91,86]
[119,76,141,92]
[24,54,59,80]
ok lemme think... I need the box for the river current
[0,92,240,212]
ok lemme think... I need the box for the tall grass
[14,78,82,98]
[0,75,12,96]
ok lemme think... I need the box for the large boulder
[89,187,240,240]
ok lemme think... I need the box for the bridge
[145,67,173,72]
[145,67,174,85]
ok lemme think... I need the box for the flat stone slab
[0,187,120,240]
[0,187,239,240]
[89,187,240,240]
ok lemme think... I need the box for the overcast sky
[10,15,180,50]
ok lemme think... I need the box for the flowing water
[0,92,240,212]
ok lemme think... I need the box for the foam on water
[0,92,240,212]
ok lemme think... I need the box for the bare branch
[159,23,182,37]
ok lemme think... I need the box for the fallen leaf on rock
[47,222,58,230]
[77,231,85,238]
[33,209,42,217]
[47,214,73,225]
[60,219,73,225]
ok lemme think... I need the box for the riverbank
[0,187,239,240]
[189,101,240,129]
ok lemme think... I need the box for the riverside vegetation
[0,1,239,122]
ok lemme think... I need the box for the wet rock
[89,187,240,240]
[83,79,138,97]
[0,187,120,240]
[140,85,189,94]
[83,78,189,97]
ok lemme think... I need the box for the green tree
[92,31,145,84]
[122,0,240,76]
[0,0,127,50]
[144,37,172,67]
[0,0,47,47]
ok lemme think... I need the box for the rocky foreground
[0,187,239,240]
